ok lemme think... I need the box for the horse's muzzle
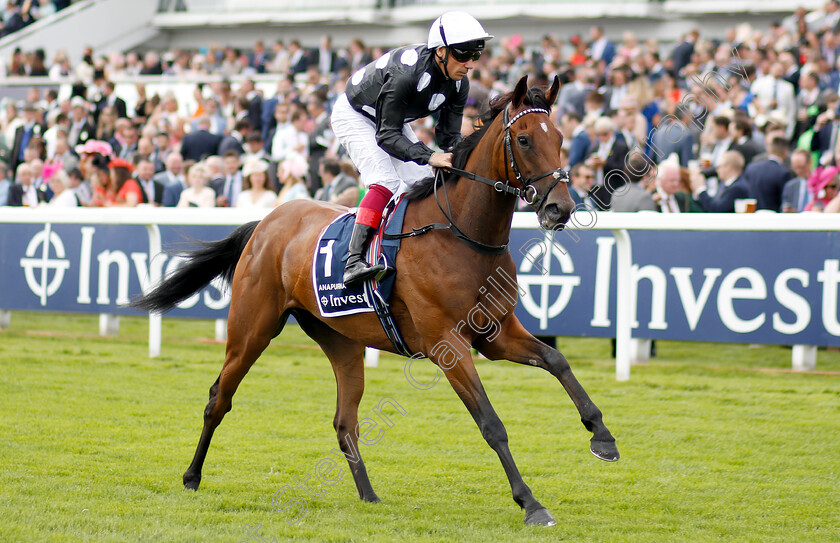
[539,202,573,231]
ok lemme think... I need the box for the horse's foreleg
[182,296,285,490]
[431,343,555,526]
[294,311,379,503]
[477,317,619,462]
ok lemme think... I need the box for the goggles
[449,48,482,62]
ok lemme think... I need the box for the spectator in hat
[236,158,276,208]
[10,102,45,172]
[805,165,840,211]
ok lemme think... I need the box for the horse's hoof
[524,507,556,526]
[590,440,620,462]
[183,475,201,491]
[361,494,381,503]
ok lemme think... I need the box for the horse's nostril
[545,203,561,218]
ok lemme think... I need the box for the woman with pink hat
[804,166,839,211]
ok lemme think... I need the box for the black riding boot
[343,223,385,287]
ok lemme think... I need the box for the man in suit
[6,163,44,206]
[218,119,252,157]
[750,62,797,138]
[311,35,346,78]
[610,154,658,212]
[585,116,629,210]
[744,136,793,211]
[671,30,698,76]
[567,163,598,211]
[560,110,590,168]
[649,105,695,166]
[180,116,224,162]
[237,78,263,133]
[10,102,46,173]
[810,91,839,161]
[210,151,243,207]
[307,93,333,195]
[287,40,309,75]
[94,81,127,125]
[157,153,187,207]
[314,157,358,206]
[690,150,750,212]
[781,149,814,212]
[654,161,700,213]
[730,117,761,165]
[260,76,296,141]
[702,116,734,177]
[556,66,593,117]
[588,26,615,65]
[113,123,139,161]
[134,158,165,206]
[67,97,94,150]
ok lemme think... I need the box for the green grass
[1,311,839,542]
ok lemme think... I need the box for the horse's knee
[543,348,571,375]
[480,418,508,449]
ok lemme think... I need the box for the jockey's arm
[435,76,470,152]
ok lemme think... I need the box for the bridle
[427,105,570,254]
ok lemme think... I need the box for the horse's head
[503,76,575,230]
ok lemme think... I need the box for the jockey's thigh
[392,123,433,191]
[331,94,401,193]
[331,94,432,195]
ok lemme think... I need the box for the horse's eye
[517,135,530,147]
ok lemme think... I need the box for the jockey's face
[435,47,475,81]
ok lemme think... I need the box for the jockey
[331,11,493,286]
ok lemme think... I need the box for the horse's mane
[404,85,552,201]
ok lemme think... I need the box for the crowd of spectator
[2,3,840,214]
[1,0,72,39]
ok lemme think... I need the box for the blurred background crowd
[2,2,840,214]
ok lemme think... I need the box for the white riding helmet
[427,11,493,51]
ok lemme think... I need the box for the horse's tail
[130,221,260,314]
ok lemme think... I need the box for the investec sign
[1,223,235,319]
[510,229,840,347]
[1,222,838,346]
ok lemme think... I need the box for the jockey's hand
[429,152,454,169]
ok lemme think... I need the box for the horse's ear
[547,75,560,106]
[512,76,529,108]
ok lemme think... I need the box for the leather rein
[385,106,570,255]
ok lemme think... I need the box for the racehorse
[132,76,619,526]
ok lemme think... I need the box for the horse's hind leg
[182,297,286,490]
[293,311,379,503]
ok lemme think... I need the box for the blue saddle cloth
[313,198,408,318]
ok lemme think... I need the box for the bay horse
[133,76,619,526]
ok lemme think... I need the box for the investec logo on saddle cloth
[312,200,408,318]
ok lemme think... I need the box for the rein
[385,106,569,255]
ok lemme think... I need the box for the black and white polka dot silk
[344,44,469,165]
